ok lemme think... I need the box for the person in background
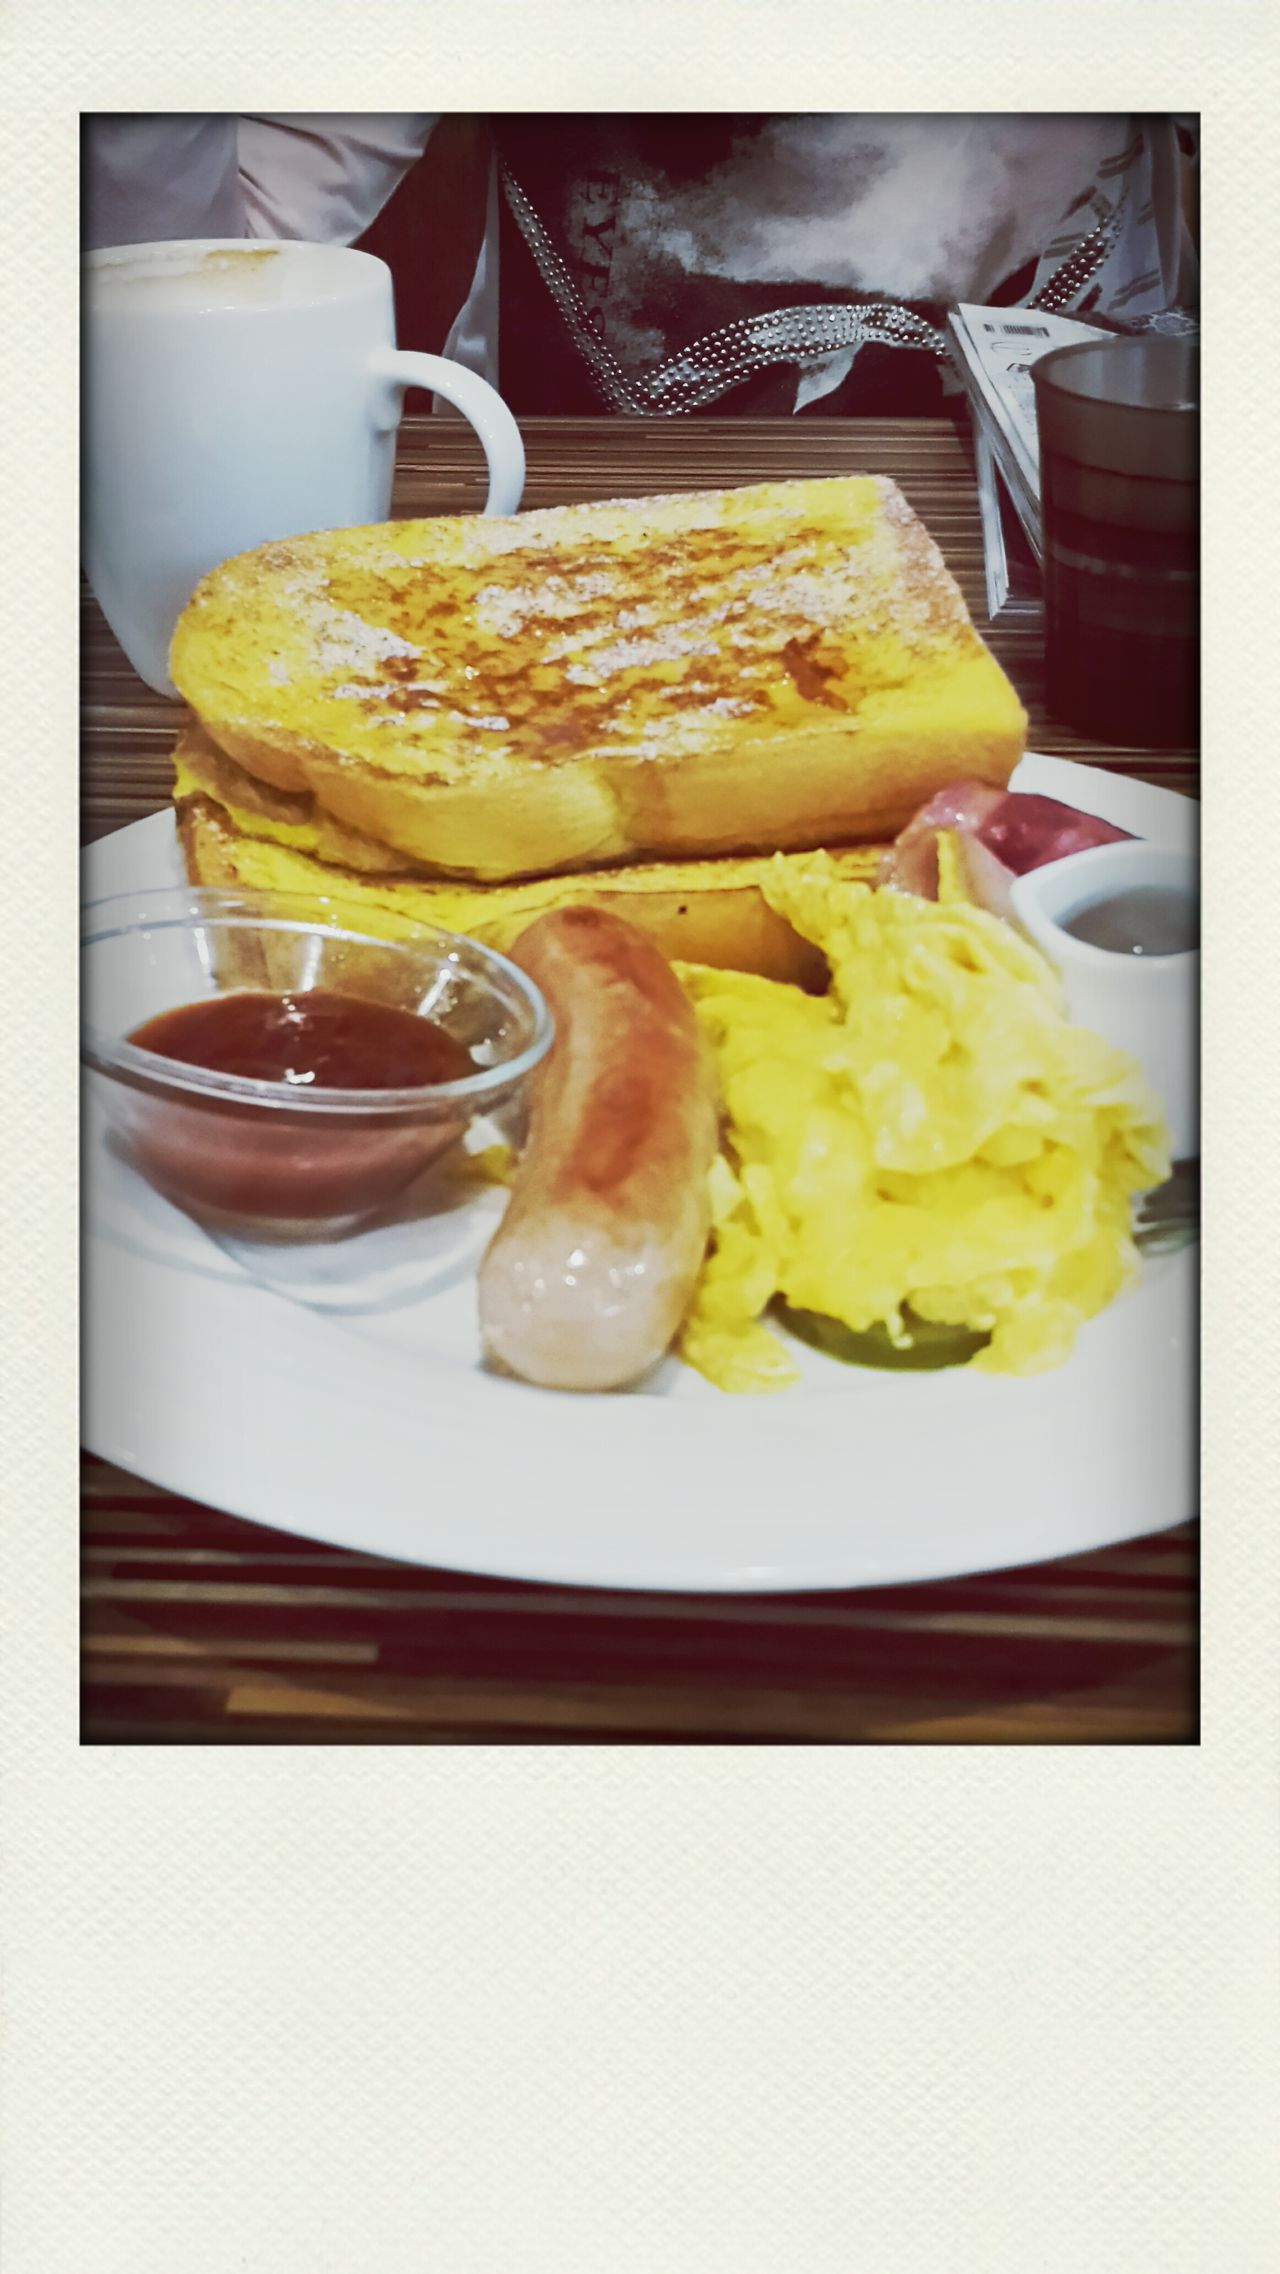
[84,113,1198,417]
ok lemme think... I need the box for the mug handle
[369,347,525,515]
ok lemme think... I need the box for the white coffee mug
[83,239,526,695]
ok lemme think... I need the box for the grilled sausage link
[478,907,719,1391]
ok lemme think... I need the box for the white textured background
[3,4,1279,2268]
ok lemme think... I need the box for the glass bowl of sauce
[82,887,553,1236]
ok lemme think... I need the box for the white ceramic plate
[81,757,1198,1593]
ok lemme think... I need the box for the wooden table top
[81,413,1198,1745]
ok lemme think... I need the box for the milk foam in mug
[83,240,526,695]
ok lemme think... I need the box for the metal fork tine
[1134,1161,1200,1253]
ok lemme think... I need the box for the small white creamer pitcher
[1009,839,1199,1163]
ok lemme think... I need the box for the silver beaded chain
[1028,195,1127,313]
[502,165,1127,414]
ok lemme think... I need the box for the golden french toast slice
[172,720,420,874]
[175,742,884,990]
[170,476,1026,885]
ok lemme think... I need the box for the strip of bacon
[879,781,1132,913]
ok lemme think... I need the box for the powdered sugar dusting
[746,566,854,626]
[310,606,420,674]
[473,582,540,639]
[221,477,986,772]
[474,569,619,641]
[564,630,721,682]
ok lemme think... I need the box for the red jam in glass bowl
[82,890,553,1237]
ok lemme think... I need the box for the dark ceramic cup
[1033,335,1199,749]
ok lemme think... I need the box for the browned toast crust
[171,477,1027,883]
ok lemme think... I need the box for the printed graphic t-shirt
[491,114,1196,415]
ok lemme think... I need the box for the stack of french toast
[169,475,1028,984]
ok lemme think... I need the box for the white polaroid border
[3,10,1277,2271]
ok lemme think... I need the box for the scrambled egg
[675,841,1171,1392]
